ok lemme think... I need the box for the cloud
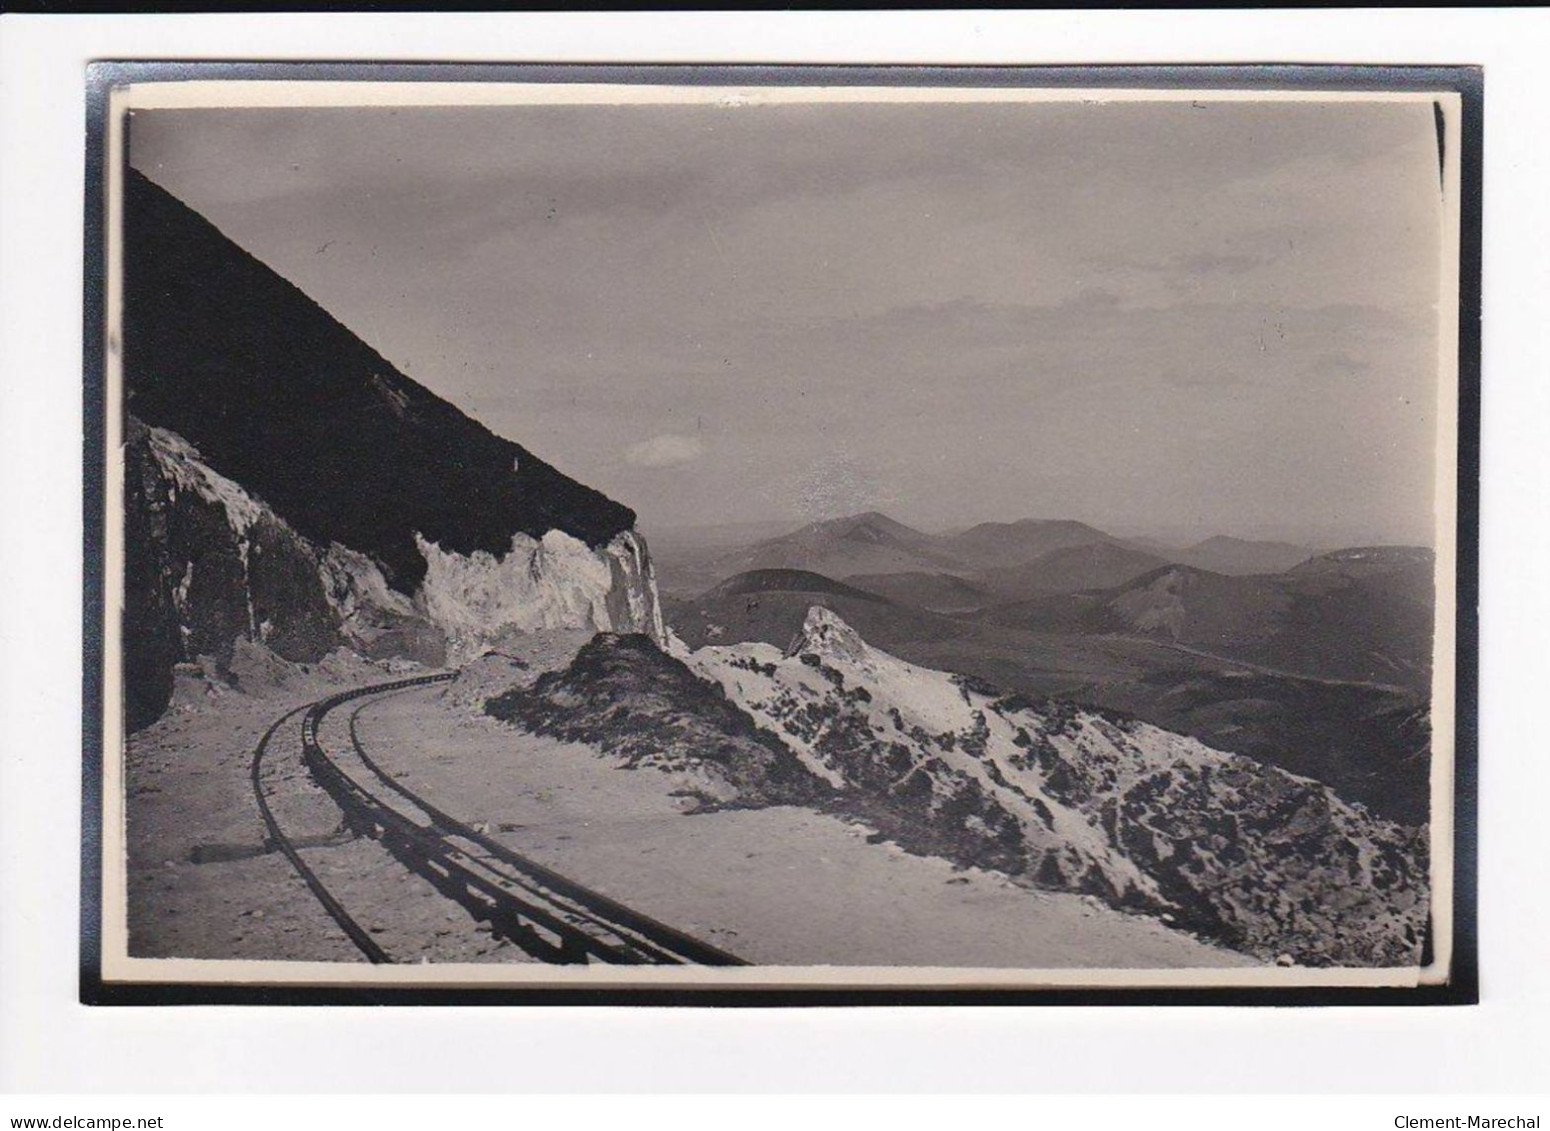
[623,433,705,468]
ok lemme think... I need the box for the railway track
[252,671,747,967]
[250,701,390,963]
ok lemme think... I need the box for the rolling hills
[653,512,1165,600]
[979,549,1434,692]
[664,540,1436,825]
[1171,535,1315,576]
[841,571,999,612]
[936,518,1127,570]
[971,541,1171,601]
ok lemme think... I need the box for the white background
[1,10,1546,1096]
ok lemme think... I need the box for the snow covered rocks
[416,529,665,664]
[484,632,831,809]
[684,607,1428,967]
[123,416,669,729]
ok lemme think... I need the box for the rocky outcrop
[123,418,666,727]
[484,633,830,810]
[122,419,438,729]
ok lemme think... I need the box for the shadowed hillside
[980,550,1434,692]
[701,569,887,604]
[120,168,655,727]
[1172,535,1313,575]
[123,167,636,595]
[843,571,999,612]
[971,541,1170,600]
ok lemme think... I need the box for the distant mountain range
[690,511,964,582]
[651,509,1345,600]
[936,518,1127,570]
[971,542,1172,603]
[663,511,1432,691]
[661,532,1435,824]
[981,548,1434,692]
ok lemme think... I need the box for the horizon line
[639,509,1435,552]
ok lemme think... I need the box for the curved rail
[249,702,390,964]
[294,672,748,966]
[341,695,746,965]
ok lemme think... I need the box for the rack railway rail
[252,671,747,967]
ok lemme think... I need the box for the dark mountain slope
[699,511,964,581]
[978,565,1288,643]
[122,167,635,593]
[938,518,1121,570]
[842,570,998,612]
[1254,548,1435,690]
[972,541,1170,601]
[1172,535,1313,576]
[700,568,886,604]
[1289,545,1434,587]
[982,552,1434,693]
[1103,565,1293,646]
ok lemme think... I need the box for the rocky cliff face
[121,167,663,726]
[123,419,429,729]
[124,417,666,728]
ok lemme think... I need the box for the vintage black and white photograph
[96,76,1465,992]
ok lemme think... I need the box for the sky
[129,95,1448,546]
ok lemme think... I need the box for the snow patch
[143,425,266,536]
